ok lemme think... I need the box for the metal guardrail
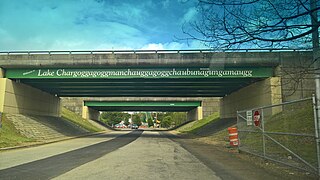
[0,48,313,55]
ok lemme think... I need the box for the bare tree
[181,0,320,98]
[183,0,320,49]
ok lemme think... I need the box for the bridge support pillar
[201,98,220,118]
[220,77,282,119]
[0,68,4,78]
[0,78,61,116]
[187,106,203,121]
[82,106,99,121]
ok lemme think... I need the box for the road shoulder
[165,131,317,180]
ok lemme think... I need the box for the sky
[0,0,205,51]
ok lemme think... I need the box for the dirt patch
[171,130,318,180]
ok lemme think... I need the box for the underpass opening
[82,101,203,125]
[84,101,201,112]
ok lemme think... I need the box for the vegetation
[157,112,187,128]
[239,101,318,169]
[147,118,154,127]
[98,111,188,128]
[124,119,130,126]
[132,114,142,126]
[0,114,34,148]
[61,107,102,132]
[99,112,130,126]
[177,112,220,134]
[0,108,103,148]
[161,116,172,128]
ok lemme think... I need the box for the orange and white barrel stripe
[228,127,239,147]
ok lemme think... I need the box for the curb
[0,130,110,151]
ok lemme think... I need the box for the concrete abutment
[82,106,100,121]
[187,106,203,121]
[0,78,61,116]
[220,77,282,119]
[0,68,4,78]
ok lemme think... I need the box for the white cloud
[141,43,165,50]
[0,0,202,51]
[140,41,201,50]
[182,7,197,23]
[0,0,150,50]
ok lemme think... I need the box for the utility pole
[310,0,320,177]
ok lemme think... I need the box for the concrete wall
[61,97,220,118]
[277,54,316,101]
[0,78,61,116]
[82,106,100,121]
[0,79,5,113]
[187,107,203,121]
[0,68,4,78]
[61,97,83,115]
[220,77,282,119]
[202,98,220,118]
[0,51,307,68]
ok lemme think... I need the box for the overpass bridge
[0,50,314,120]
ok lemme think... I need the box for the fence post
[236,110,240,151]
[312,94,320,177]
[261,108,266,158]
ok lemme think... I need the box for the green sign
[84,101,202,107]
[5,67,273,79]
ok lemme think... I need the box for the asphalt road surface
[0,130,288,180]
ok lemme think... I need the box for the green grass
[61,107,102,132]
[177,112,220,134]
[0,114,34,148]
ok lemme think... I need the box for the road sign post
[246,111,253,126]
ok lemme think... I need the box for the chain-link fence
[237,96,320,176]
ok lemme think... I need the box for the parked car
[114,123,126,128]
[131,124,138,129]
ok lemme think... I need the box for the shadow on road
[0,131,143,180]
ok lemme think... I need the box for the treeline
[99,112,187,128]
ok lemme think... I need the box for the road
[0,130,290,180]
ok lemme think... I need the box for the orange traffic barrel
[228,127,239,147]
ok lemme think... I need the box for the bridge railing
[0,48,312,55]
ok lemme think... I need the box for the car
[131,124,138,129]
[114,123,126,128]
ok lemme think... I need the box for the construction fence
[237,96,320,176]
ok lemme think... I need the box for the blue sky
[0,0,205,51]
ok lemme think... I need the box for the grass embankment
[177,112,220,134]
[61,107,102,132]
[240,102,318,169]
[0,108,102,148]
[0,114,34,148]
[175,112,230,146]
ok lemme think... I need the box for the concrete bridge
[0,50,315,121]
